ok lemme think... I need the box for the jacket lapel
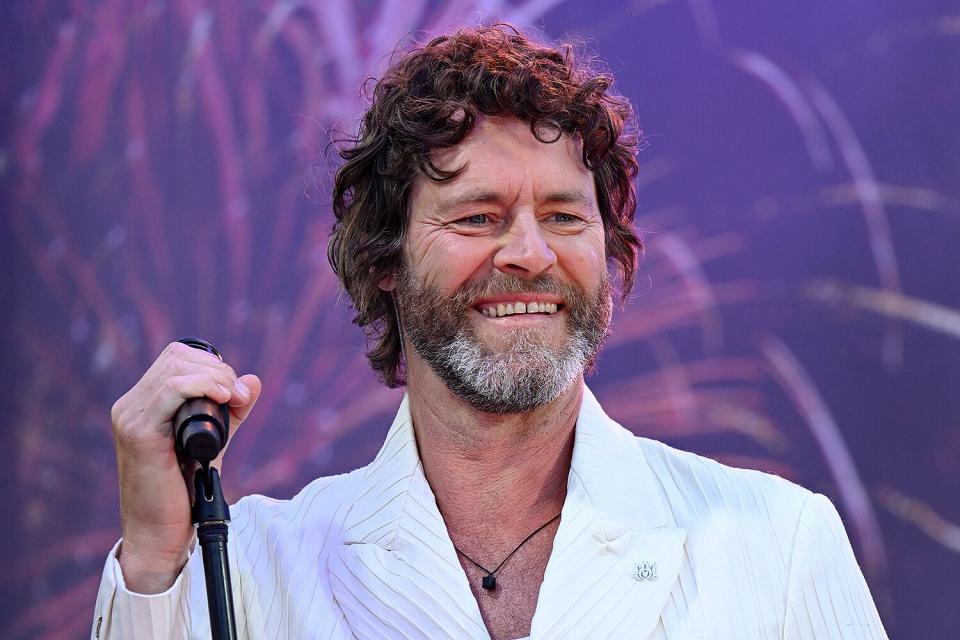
[530,387,687,639]
[328,395,488,640]
[328,387,688,640]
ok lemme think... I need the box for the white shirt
[92,386,888,639]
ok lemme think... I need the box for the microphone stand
[175,337,238,640]
[193,462,238,640]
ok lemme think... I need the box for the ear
[378,273,396,292]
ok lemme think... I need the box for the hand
[111,341,262,593]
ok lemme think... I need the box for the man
[93,25,887,639]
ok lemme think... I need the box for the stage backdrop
[4,1,959,637]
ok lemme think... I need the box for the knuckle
[113,404,144,442]
[169,340,190,353]
[165,376,185,396]
[110,397,125,427]
[163,341,184,357]
[168,342,195,363]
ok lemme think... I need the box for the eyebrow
[439,189,592,209]
[441,191,502,209]
[543,189,591,205]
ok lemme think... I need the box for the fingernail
[235,380,251,399]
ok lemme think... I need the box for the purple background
[4,1,959,637]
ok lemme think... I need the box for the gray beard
[395,270,612,414]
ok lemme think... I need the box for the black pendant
[481,574,497,590]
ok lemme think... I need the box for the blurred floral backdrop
[3,0,959,637]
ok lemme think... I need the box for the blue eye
[463,214,489,225]
[552,212,578,223]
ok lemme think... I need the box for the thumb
[210,374,262,472]
[228,373,262,427]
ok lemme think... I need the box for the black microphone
[173,337,230,464]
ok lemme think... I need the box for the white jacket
[93,386,887,639]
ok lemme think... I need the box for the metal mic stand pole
[174,336,238,640]
[193,462,238,640]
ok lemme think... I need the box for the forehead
[409,116,596,209]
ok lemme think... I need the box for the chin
[483,335,567,359]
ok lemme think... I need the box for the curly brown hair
[328,23,644,388]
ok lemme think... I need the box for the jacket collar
[329,385,687,639]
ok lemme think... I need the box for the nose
[492,211,557,277]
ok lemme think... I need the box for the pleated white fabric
[92,386,887,639]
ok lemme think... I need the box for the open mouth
[473,301,563,318]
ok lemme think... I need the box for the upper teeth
[480,302,559,317]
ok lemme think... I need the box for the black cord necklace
[453,512,562,591]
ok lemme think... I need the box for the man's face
[393,116,612,413]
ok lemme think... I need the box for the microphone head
[174,397,229,463]
[178,336,223,361]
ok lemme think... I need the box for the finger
[228,374,262,425]
[133,345,238,399]
[163,343,241,383]
[163,341,227,369]
[212,375,263,472]
[159,343,248,401]
[225,373,258,410]
[141,373,236,434]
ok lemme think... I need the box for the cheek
[557,232,607,285]
[407,232,493,289]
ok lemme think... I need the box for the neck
[406,355,581,542]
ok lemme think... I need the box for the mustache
[450,273,582,307]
